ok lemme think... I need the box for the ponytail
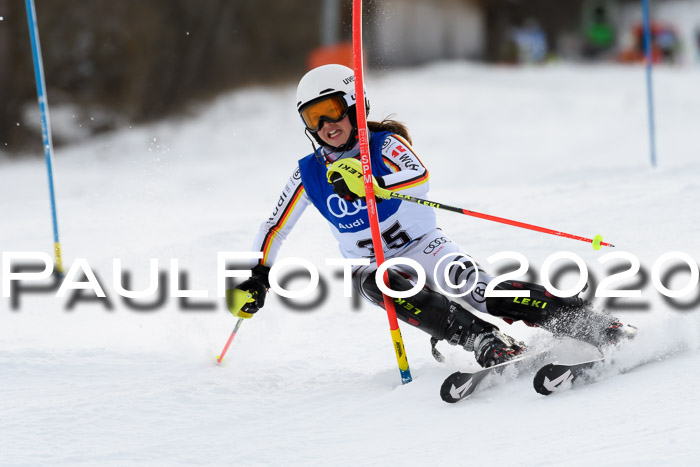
[367,118,412,145]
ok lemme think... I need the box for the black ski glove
[235,264,270,314]
[329,171,359,202]
[329,171,384,204]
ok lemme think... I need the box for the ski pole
[25,0,65,276]
[378,189,614,250]
[216,318,243,364]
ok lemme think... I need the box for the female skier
[234,64,636,368]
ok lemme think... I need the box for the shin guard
[486,280,634,347]
[359,269,497,348]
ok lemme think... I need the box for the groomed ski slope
[2,63,699,466]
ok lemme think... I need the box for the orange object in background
[307,42,354,70]
[619,22,680,64]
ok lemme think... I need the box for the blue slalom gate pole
[25,0,64,275]
[641,0,658,168]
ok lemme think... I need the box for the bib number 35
[357,221,411,255]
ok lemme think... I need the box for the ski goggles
[299,94,350,132]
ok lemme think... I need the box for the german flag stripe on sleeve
[382,156,401,173]
[384,169,429,191]
[260,184,305,265]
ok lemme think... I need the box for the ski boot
[358,269,525,368]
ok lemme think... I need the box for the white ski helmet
[296,64,369,151]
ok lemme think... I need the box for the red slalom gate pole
[353,0,411,384]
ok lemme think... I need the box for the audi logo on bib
[326,194,367,218]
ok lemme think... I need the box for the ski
[440,351,546,403]
[533,344,684,396]
[532,358,605,395]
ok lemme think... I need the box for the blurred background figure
[582,2,616,59]
[656,23,681,62]
[619,21,681,64]
[511,18,548,64]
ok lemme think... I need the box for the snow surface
[1,63,699,466]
